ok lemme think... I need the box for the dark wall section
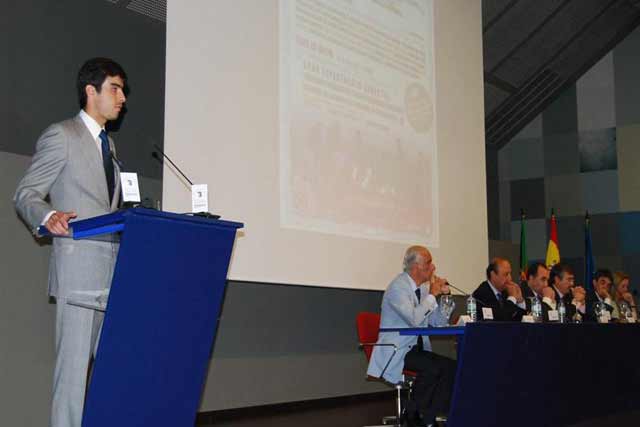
[200,280,391,410]
[486,145,500,240]
[493,27,640,284]
[215,281,384,358]
[3,0,165,180]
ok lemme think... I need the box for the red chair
[357,312,417,426]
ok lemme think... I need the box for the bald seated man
[472,258,526,321]
[368,246,456,426]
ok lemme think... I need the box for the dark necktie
[496,292,504,307]
[99,130,115,203]
[415,288,424,350]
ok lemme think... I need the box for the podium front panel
[83,211,240,427]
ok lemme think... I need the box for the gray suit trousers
[52,298,104,427]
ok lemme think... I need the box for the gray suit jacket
[367,272,449,384]
[14,114,121,297]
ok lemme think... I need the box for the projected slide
[280,0,438,245]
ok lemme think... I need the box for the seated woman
[612,271,637,322]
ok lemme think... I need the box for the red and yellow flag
[545,211,560,267]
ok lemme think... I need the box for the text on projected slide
[280,0,438,245]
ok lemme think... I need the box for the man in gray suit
[367,246,456,426]
[14,57,127,427]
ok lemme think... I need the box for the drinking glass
[594,302,605,323]
[440,295,454,324]
[619,301,631,322]
[529,297,542,322]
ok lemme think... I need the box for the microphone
[151,144,220,219]
[445,281,489,307]
[152,144,193,186]
[445,281,468,296]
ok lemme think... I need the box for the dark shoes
[405,412,431,427]
[405,412,447,427]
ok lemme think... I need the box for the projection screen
[164,0,487,292]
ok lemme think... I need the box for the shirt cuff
[543,297,556,310]
[508,296,526,309]
[41,210,56,225]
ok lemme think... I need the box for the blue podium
[47,208,243,427]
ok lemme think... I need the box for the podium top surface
[39,208,243,239]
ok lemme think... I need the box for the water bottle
[532,297,543,323]
[467,295,477,322]
[558,299,566,323]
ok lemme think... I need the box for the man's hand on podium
[46,210,77,235]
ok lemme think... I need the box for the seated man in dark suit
[585,269,615,322]
[519,262,556,321]
[549,263,586,322]
[473,258,526,321]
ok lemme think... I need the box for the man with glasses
[549,263,586,322]
[585,269,615,322]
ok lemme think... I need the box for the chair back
[356,312,381,361]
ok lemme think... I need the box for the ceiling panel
[483,0,640,147]
[482,0,517,29]
[493,0,613,87]
[483,0,566,71]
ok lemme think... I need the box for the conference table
[381,322,640,427]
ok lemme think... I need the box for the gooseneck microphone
[445,281,468,296]
[151,145,220,219]
[152,144,193,186]
[445,281,489,307]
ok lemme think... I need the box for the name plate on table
[548,310,559,321]
[192,184,208,213]
[120,172,141,203]
[522,315,535,323]
[482,307,494,320]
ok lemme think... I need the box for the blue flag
[584,213,595,290]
